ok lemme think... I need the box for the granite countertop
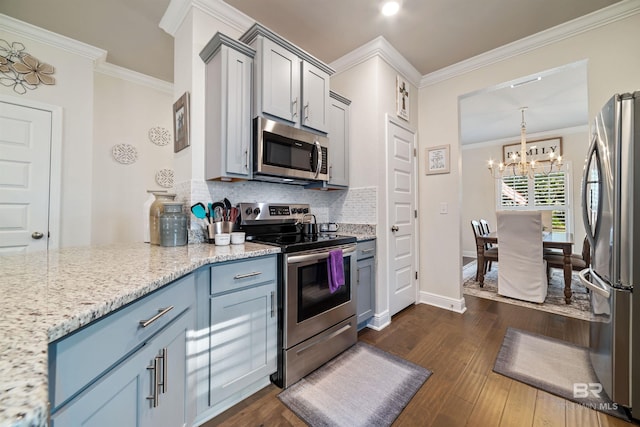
[0,242,280,427]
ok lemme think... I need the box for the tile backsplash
[176,180,377,242]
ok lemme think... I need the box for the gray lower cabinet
[356,239,376,329]
[49,273,197,427]
[196,255,278,421]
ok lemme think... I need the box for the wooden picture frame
[396,75,409,121]
[426,144,450,175]
[502,137,562,163]
[173,92,190,153]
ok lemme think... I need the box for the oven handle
[286,244,356,264]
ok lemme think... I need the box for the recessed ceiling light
[381,1,401,16]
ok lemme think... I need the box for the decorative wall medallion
[148,126,171,146]
[0,39,56,95]
[155,169,174,188]
[112,144,138,165]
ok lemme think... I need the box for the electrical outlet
[440,202,448,214]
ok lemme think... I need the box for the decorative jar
[159,202,187,246]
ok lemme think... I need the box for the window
[497,164,571,232]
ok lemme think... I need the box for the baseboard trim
[419,291,467,314]
[365,310,391,331]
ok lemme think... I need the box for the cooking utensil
[190,203,207,220]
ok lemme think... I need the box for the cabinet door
[301,61,330,133]
[261,38,300,125]
[328,97,349,186]
[224,47,252,176]
[357,257,375,326]
[51,310,191,427]
[209,283,276,406]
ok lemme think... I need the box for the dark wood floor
[203,296,632,427]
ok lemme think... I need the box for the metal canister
[159,202,187,246]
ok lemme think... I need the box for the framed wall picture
[502,136,562,163]
[396,75,409,121]
[426,144,450,175]
[173,92,190,153]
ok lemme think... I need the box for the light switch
[440,202,448,214]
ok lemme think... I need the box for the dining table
[476,231,575,304]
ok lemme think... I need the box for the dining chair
[545,236,591,279]
[479,218,496,271]
[496,211,547,303]
[470,220,498,284]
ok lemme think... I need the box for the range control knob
[302,208,309,214]
[245,207,253,215]
[292,208,300,214]
[253,207,261,215]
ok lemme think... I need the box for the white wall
[330,55,419,325]
[92,72,174,245]
[1,17,176,248]
[0,25,96,248]
[418,12,640,301]
[461,128,589,258]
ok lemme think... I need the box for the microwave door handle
[314,141,322,179]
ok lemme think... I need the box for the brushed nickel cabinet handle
[31,231,44,239]
[147,357,160,408]
[391,225,399,232]
[159,348,167,394]
[233,271,262,280]
[139,306,174,328]
[292,97,298,117]
[270,291,275,318]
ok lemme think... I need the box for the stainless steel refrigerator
[580,91,639,420]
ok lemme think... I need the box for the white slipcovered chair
[496,211,548,303]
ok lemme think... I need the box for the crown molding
[330,36,421,87]
[95,62,174,94]
[420,0,640,87]
[160,0,254,36]
[0,13,106,62]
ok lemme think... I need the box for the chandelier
[488,107,562,179]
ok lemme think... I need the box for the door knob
[31,231,44,240]
[391,225,399,232]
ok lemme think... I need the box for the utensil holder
[206,221,235,243]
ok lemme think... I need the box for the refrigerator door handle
[581,134,600,249]
[578,268,610,298]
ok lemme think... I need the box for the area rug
[462,261,592,321]
[278,342,432,427]
[493,328,629,420]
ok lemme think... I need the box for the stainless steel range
[237,202,358,388]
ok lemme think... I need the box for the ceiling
[0,0,621,143]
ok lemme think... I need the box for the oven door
[283,244,356,349]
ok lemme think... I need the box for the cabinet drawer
[357,239,376,260]
[49,273,195,410]
[210,255,276,295]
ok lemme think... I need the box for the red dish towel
[327,249,345,293]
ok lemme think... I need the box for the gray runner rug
[493,327,629,420]
[278,342,432,427]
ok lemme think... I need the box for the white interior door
[0,101,52,254]
[387,118,417,316]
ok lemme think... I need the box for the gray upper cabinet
[328,91,351,187]
[241,23,333,134]
[200,33,255,181]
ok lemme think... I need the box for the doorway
[0,96,61,253]
[386,116,418,317]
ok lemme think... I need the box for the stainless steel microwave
[253,117,328,184]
